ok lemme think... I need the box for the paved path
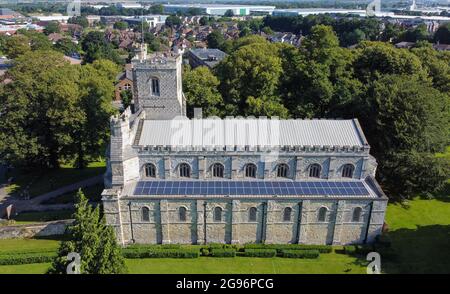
[0,175,103,215]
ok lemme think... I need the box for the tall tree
[47,190,126,274]
[183,66,223,118]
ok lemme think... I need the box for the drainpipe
[128,201,135,243]
[261,202,267,243]
[363,201,374,244]
[295,202,303,244]
[203,201,207,244]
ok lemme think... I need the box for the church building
[101,47,388,246]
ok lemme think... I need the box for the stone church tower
[131,45,186,119]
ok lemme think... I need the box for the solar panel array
[133,181,369,196]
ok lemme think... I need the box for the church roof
[136,118,368,149]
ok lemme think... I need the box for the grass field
[0,197,448,274]
[6,160,105,198]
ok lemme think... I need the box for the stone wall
[0,220,72,239]
[104,196,386,245]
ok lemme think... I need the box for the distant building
[395,41,415,49]
[123,15,168,29]
[115,64,133,101]
[0,8,21,20]
[187,48,227,69]
[116,3,142,10]
[163,4,275,16]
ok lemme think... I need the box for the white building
[163,4,275,16]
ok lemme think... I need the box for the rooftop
[189,48,227,67]
[136,118,368,149]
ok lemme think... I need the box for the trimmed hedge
[243,249,277,258]
[343,245,357,254]
[281,250,320,259]
[122,248,199,259]
[210,249,236,257]
[0,252,57,265]
[244,244,332,253]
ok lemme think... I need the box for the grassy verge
[6,160,105,198]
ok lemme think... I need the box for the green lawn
[382,198,450,274]
[6,160,105,198]
[0,197,448,274]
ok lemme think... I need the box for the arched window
[277,163,289,178]
[144,163,156,178]
[318,207,327,222]
[141,207,150,222]
[123,83,131,90]
[179,163,191,178]
[245,163,257,178]
[309,164,321,178]
[352,207,362,222]
[179,207,187,222]
[249,207,257,222]
[212,163,224,178]
[151,78,160,96]
[342,164,355,178]
[283,207,292,222]
[213,207,222,222]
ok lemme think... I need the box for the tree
[165,15,181,28]
[215,40,282,115]
[0,50,82,168]
[74,59,119,168]
[68,16,89,28]
[47,190,127,274]
[206,31,224,49]
[359,74,449,155]
[18,29,53,51]
[183,66,223,118]
[224,10,234,17]
[434,23,450,44]
[44,21,60,35]
[113,21,128,30]
[149,4,164,15]
[81,31,123,64]
[2,34,31,59]
[55,38,81,56]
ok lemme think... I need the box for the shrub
[122,248,199,259]
[243,249,277,258]
[210,249,236,257]
[200,248,210,256]
[343,245,356,254]
[243,244,332,253]
[0,252,57,265]
[281,250,320,259]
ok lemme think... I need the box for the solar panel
[133,180,370,196]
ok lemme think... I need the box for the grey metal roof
[189,48,227,67]
[137,118,366,148]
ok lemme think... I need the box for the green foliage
[206,30,224,49]
[0,252,57,265]
[165,15,182,28]
[243,249,277,257]
[81,31,123,64]
[215,39,282,116]
[68,16,89,28]
[44,21,60,35]
[243,244,332,253]
[0,50,118,168]
[55,38,81,56]
[47,190,127,274]
[281,250,320,259]
[1,34,31,58]
[18,30,53,51]
[113,21,128,30]
[434,23,450,44]
[224,10,234,17]
[183,66,223,117]
[210,249,236,257]
[122,248,199,259]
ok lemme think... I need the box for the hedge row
[209,249,236,257]
[0,252,57,265]
[281,250,320,259]
[122,248,200,259]
[243,249,277,258]
[244,244,332,253]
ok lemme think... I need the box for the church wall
[265,200,300,244]
[303,200,337,245]
[166,200,197,244]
